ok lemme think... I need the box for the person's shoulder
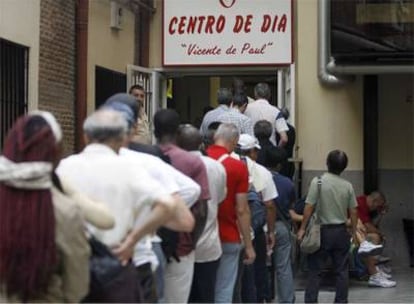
[226,156,248,174]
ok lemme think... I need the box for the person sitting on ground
[355,191,396,288]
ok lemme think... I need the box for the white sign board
[163,0,293,66]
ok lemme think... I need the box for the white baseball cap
[238,134,261,150]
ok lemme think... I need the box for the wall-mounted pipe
[328,61,414,74]
[318,0,347,86]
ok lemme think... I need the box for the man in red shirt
[206,123,255,303]
[357,191,387,241]
[356,191,396,287]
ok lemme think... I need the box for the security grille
[0,38,29,150]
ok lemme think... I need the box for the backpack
[247,185,266,232]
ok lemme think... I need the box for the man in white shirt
[244,83,289,147]
[176,124,227,303]
[57,110,194,301]
[103,94,199,302]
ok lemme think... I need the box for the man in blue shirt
[264,149,296,303]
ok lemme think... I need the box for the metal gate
[126,65,166,142]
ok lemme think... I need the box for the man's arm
[112,194,177,265]
[236,193,256,265]
[364,221,382,235]
[349,207,358,245]
[277,130,288,148]
[297,202,314,241]
[264,200,276,249]
[163,193,195,232]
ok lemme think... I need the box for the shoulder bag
[82,236,143,303]
[300,176,322,254]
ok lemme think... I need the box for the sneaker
[358,241,383,257]
[368,273,397,288]
[376,267,392,279]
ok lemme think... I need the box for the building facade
[1,0,412,265]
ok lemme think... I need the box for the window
[0,38,29,149]
[331,0,414,65]
[95,66,127,108]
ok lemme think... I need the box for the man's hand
[243,246,256,265]
[112,236,135,266]
[266,232,275,251]
[297,228,305,242]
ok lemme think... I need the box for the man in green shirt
[298,150,358,303]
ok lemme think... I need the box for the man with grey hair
[244,82,289,148]
[102,94,200,302]
[199,88,233,136]
[206,123,255,303]
[57,110,188,281]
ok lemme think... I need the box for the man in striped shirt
[217,92,254,136]
[200,88,232,136]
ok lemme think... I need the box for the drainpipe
[75,0,88,152]
[318,0,348,86]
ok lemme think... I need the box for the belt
[321,223,346,228]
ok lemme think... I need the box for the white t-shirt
[244,99,289,146]
[190,151,227,263]
[254,162,278,202]
[119,147,201,268]
[57,143,169,248]
[120,147,200,206]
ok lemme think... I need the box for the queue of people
[0,80,396,304]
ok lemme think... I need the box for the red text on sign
[169,15,226,35]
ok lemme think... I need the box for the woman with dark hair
[0,112,90,302]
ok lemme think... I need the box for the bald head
[176,124,202,151]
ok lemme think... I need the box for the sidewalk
[292,266,414,303]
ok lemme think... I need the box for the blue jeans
[215,242,242,303]
[274,221,295,303]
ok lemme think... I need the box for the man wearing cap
[235,134,278,303]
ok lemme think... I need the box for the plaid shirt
[217,108,254,136]
[199,105,229,135]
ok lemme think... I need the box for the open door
[127,64,167,143]
[277,64,296,125]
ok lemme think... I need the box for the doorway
[166,74,279,128]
